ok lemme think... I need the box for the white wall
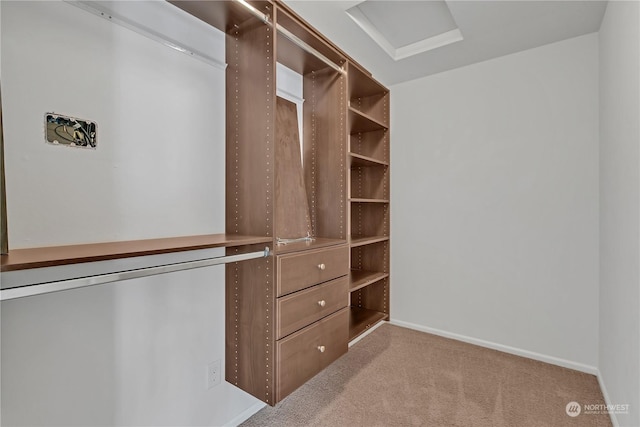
[1,2,261,425]
[1,261,263,426]
[598,1,640,425]
[2,0,224,248]
[390,33,600,369]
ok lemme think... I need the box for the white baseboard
[389,319,599,375]
[597,370,620,427]
[224,401,267,427]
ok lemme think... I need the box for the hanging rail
[276,24,346,75]
[1,247,270,301]
[235,0,270,24]
[232,0,345,75]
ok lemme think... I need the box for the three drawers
[274,244,349,401]
[277,245,349,296]
[276,307,348,402]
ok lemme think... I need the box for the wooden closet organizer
[170,0,391,405]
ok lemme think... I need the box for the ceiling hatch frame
[345,0,464,61]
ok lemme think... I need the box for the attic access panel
[346,0,463,60]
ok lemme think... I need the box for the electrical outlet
[207,359,221,389]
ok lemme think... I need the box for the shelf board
[350,236,389,247]
[349,107,388,133]
[349,307,388,341]
[273,237,347,255]
[0,234,272,272]
[349,269,389,292]
[349,153,388,168]
[168,1,272,33]
[350,198,389,204]
[348,63,388,98]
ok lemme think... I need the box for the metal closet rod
[235,0,270,24]
[276,25,346,75]
[233,0,345,75]
[0,247,270,301]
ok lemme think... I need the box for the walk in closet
[0,0,391,407]
[0,0,392,406]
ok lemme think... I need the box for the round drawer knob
[318,300,326,307]
[317,345,326,353]
[318,263,326,270]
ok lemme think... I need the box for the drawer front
[277,276,348,339]
[276,307,348,402]
[277,245,349,296]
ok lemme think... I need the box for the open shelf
[350,166,388,200]
[348,63,389,129]
[169,1,272,33]
[350,130,388,164]
[273,237,347,255]
[0,234,272,272]
[350,236,389,247]
[349,269,389,292]
[349,306,387,341]
[349,153,388,168]
[350,198,389,203]
[349,107,388,133]
[351,202,388,238]
[348,62,387,99]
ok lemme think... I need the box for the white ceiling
[283,0,608,86]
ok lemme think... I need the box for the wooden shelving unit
[169,0,352,406]
[169,0,391,404]
[347,62,390,341]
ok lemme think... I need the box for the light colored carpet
[241,323,611,427]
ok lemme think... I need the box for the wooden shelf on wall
[349,153,388,168]
[0,233,272,272]
[350,236,389,248]
[349,107,388,133]
[348,63,388,99]
[350,198,389,204]
[273,237,347,255]
[349,269,388,292]
[168,0,272,33]
[349,306,387,341]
